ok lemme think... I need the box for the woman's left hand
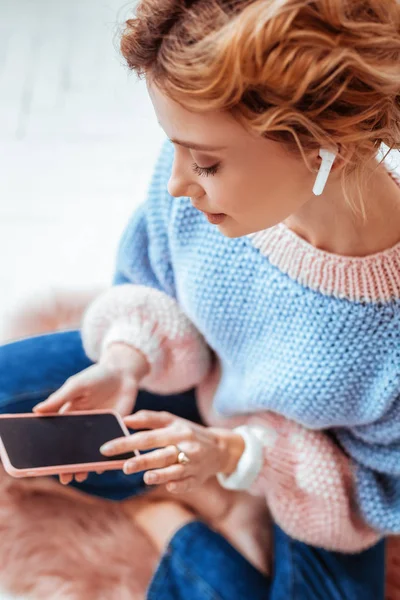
[100,410,244,493]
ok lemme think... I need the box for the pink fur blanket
[1,465,400,600]
[0,466,157,599]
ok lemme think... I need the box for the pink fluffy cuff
[81,285,211,394]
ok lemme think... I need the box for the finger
[124,410,175,430]
[33,383,80,413]
[95,470,104,475]
[101,428,190,456]
[142,464,188,486]
[59,401,72,414]
[123,445,179,475]
[166,477,197,494]
[74,472,88,483]
[59,473,73,485]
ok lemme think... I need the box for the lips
[203,212,226,225]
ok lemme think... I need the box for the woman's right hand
[33,343,149,484]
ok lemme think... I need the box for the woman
[2,0,400,597]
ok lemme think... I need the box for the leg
[124,477,270,574]
[0,330,93,414]
[270,523,385,600]
[145,512,384,600]
[146,517,270,600]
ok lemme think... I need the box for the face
[148,83,320,238]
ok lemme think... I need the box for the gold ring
[175,446,190,465]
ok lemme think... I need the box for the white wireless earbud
[312,148,337,196]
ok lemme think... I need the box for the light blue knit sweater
[112,140,400,534]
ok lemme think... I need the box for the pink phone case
[0,409,139,479]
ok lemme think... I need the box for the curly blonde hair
[120,0,400,205]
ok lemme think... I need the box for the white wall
[0,0,164,322]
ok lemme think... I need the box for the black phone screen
[0,413,135,470]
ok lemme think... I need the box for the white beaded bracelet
[216,425,265,491]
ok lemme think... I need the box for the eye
[192,162,220,177]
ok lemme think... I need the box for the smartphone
[0,410,139,478]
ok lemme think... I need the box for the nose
[168,174,204,200]
[167,154,204,199]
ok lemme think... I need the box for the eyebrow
[169,137,226,152]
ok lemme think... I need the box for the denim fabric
[269,524,385,600]
[148,522,385,600]
[147,522,269,600]
[0,331,385,598]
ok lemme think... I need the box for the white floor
[0,0,164,325]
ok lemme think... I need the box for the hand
[33,363,140,416]
[100,410,245,494]
[33,343,149,484]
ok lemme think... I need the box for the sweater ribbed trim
[249,172,400,303]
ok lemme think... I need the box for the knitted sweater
[82,140,400,551]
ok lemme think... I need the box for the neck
[284,162,400,257]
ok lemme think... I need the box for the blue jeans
[0,330,385,599]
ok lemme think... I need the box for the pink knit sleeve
[81,285,211,394]
[245,412,381,552]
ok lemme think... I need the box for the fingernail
[144,473,156,484]
[100,443,114,454]
[123,460,136,473]
[123,464,136,475]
